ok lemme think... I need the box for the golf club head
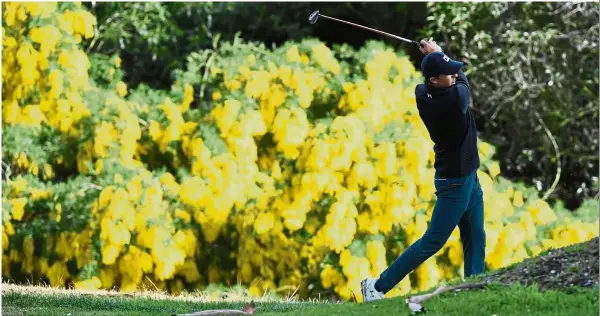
[309,10,319,24]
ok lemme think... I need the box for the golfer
[361,39,485,302]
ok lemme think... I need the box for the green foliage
[421,2,599,209]
[88,53,125,89]
[128,84,172,107]
[84,2,180,88]
[83,2,427,90]
[555,199,599,224]
[2,124,79,181]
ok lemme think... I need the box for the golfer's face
[436,73,457,88]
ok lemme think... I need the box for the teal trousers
[375,170,486,293]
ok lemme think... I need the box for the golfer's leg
[375,187,470,293]
[459,174,485,277]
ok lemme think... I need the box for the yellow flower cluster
[2,5,598,302]
[3,2,95,134]
[2,2,95,184]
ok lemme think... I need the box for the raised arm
[456,70,470,114]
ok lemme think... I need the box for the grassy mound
[482,237,599,291]
[2,238,598,315]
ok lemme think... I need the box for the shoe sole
[360,279,365,302]
[360,279,366,302]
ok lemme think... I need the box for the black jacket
[415,70,480,178]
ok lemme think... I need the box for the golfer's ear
[429,77,437,84]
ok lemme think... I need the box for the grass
[3,238,598,315]
[2,282,598,316]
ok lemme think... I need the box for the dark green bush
[83,2,426,90]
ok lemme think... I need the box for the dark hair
[426,76,435,87]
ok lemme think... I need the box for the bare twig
[2,160,12,180]
[534,110,561,200]
[86,12,123,53]
[199,52,216,101]
[491,89,523,120]
[144,276,160,292]
[406,281,488,314]
[350,290,358,303]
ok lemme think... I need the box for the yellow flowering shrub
[2,3,598,302]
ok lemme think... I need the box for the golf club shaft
[319,14,418,45]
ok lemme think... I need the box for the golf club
[309,10,422,47]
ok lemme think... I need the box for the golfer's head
[421,52,463,88]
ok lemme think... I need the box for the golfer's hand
[419,39,442,55]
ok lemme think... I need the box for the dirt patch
[484,237,599,291]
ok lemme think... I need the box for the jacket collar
[427,84,453,94]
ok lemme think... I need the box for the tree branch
[534,110,561,200]
[406,281,489,313]
[199,52,216,101]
